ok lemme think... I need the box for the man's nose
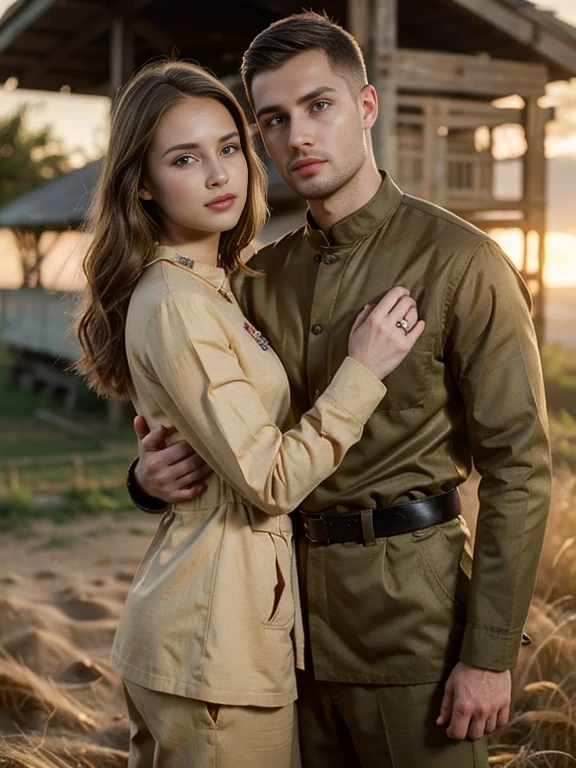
[288,118,314,151]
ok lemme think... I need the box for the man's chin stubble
[291,177,348,201]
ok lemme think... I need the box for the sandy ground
[0,513,159,765]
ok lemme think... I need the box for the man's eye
[266,115,285,127]
[312,101,329,112]
[174,155,195,166]
[221,144,239,155]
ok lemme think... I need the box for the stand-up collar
[305,172,403,251]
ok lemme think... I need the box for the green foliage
[0,486,35,519]
[549,410,576,470]
[40,534,75,550]
[0,106,70,208]
[542,345,576,418]
[64,484,120,514]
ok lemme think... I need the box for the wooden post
[522,95,547,341]
[73,454,86,490]
[422,103,437,202]
[348,0,370,51]
[110,15,134,99]
[367,0,398,174]
[8,460,20,491]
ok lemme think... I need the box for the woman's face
[139,96,249,240]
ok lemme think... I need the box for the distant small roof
[0,161,100,229]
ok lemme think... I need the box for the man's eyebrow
[161,132,239,157]
[255,87,337,121]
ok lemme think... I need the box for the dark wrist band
[126,457,169,514]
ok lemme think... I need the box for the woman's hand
[348,286,425,380]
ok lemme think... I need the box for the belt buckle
[302,513,331,545]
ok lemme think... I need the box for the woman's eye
[221,144,239,155]
[312,101,329,112]
[174,154,195,166]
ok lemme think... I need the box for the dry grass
[0,739,127,768]
[0,475,576,766]
[487,467,576,766]
[0,651,128,767]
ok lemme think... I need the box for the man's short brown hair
[241,11,368,109]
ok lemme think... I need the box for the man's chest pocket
[375,334,437,412]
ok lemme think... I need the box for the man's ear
[360,84,378,130]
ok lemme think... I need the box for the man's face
[251,50,375,201]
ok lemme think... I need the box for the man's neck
[307,162,383,236]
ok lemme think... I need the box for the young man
[127,13,551,768]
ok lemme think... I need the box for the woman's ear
[138,184,153,201]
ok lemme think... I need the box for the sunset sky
[0,0,575,288]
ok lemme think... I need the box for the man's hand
[133,415,213,503]
[437,662,511,740]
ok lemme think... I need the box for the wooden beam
[391,49,548,98]
[448,0,535,46]
[23,0,153,83]
[533,31,576,78]
[465,217,529,228]
[132,17,173,54]
[397,95,522,127]
[0,0,58,53]
[14,72,107,94]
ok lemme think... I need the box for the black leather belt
[299,488,460,546]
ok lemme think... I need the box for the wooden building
[1,0,576,337]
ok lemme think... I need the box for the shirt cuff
[322,356,387,425]
[126,457,170,514]
[459,622,523,671]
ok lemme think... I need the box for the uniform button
[314,253,322,263]
[311,324,324,335]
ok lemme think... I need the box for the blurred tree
[0,106,70,208]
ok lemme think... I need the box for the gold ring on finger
[396,317,410,334]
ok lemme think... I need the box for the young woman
[75,60,424,768]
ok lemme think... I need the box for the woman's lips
[205,195,236,211]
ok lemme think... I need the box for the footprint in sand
[0,573,23,585]
[33,570,58,580]
[3,628,77,677]
[54,596,115,621]
[114,570,135,583]
[56,658,104,685]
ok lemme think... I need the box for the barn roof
[0,0,575,96]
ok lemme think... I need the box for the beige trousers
[124,680,301,768]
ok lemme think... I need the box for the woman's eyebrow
[161,132,239,158]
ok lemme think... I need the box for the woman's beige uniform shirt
[111,246,386,707]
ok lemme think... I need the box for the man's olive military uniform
[234,173,551,768]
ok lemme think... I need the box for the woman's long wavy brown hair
[75,60,268,401]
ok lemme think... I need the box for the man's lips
[290,158,327,175]
[205,194,237,211]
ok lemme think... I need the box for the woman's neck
[159,231,220,267]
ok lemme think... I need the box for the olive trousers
[296,669,489,768]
